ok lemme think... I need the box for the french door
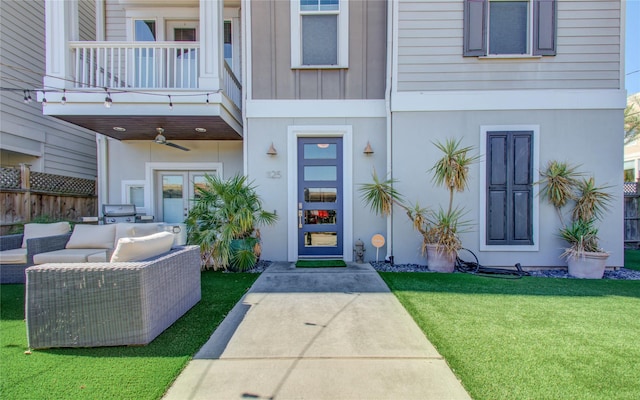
[297,138,343,258]
[156,171,211,223]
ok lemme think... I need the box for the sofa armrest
[25,233,72,265]
[0,234,23,251]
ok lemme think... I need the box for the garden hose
[455,248,530,279]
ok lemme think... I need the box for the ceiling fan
[153,127,190,151]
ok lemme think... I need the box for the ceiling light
[113,127,126,132]
[195,127,207,133]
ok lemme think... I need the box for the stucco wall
[245,117,388,262]
[391,109,624,267]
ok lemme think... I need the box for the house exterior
[39,0,626,268]
[0,0,97,179]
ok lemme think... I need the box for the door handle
[298,210,303,229]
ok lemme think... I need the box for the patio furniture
[0,222,72,284]
[25,244,201,349]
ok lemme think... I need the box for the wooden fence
[624,182,640,248]
[0,165,97,235]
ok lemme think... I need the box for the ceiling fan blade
[165,142,191,151]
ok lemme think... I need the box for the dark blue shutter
[463,0,487,56]
[487,131,533,245]
[533,0,557,56]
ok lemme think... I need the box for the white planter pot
[426,244,457,273]
[566,251,609,279]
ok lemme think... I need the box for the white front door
[156,170,211,223]
[166,20,199,88]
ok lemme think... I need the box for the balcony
[42,0,242,141]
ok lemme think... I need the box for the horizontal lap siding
[105,0,126,41]
[0,0,97,179]
[397,0,621,91]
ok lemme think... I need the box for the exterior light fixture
[61,89,67,105]
[267,142,278,156]
[104,88,112,108]
[363,141,374,155]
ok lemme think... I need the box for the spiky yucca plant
[359,139,477,257]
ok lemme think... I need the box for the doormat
[295,259,347,268]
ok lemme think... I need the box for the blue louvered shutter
[463,0,487,56]
[487,131,533,245]
[533,0,557,56]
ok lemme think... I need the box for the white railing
[70,42,200,89]
[223,62,242,111]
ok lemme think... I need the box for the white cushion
[114,223,137,246]
[33,249,107,264]
[131,223,163,237]
[87,251,108,262]
[65,224,116,249]
[110,231,174,263]
[0,248,28,264]
[21,222,71,248]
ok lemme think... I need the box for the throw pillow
[110,231,174,262]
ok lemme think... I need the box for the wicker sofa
[25,245,201,349]
[0,222,73,284]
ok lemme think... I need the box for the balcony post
[44,0,77,90]
[199,0,223,90]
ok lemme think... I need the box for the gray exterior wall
[245,117,388,262]
[397,0,622,91]
[79,0,96,41]
[390,109,624,268]
[0,0,97,179]
[105,0,126,41]
[251,0,387,100]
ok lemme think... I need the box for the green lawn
[381,273,640,400]
[625,249,640,270]
[0,271,258,400]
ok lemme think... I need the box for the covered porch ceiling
[54,115,242,141]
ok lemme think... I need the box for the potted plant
[538,162,613,278]
[359,138,478,272]
[186,174,278,271]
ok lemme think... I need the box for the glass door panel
[297,137,343,257]
[161,174,185,223]
[166,20,198,88]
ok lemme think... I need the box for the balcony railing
[69,42,242,110]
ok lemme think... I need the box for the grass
[625,249,640,270]
[380,272,640,400]
[0,271,258,400]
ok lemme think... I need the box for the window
[291,0,348,68]
[464,0,556,57]
[486,131,534,246]
[624,160,636,182]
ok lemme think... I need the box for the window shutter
[533,0,557,56]
[487,131,533,245]
[463,0,487,56]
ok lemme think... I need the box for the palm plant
[186,174,277,271]
[359,138,478,262]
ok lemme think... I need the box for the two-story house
[39,0,626,268]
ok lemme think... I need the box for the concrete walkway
[163,262,470,400]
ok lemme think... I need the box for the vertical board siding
[397,0,621,91]
[252,0,386,100]
[0,0,97,179]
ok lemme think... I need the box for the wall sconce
[267,142,278,156]
[363,141,374,155]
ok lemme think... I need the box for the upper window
[291,0,348,68]
[464,0,557,57]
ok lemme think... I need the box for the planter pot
[426,244,457,273]
[566,251,609,279]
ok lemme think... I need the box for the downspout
[241,0,251,176]
[384,0,395,262]
[96,134,108,218]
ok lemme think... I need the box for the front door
[156,170,211,223]
[297,138,343,258]
[166,20,198,88]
